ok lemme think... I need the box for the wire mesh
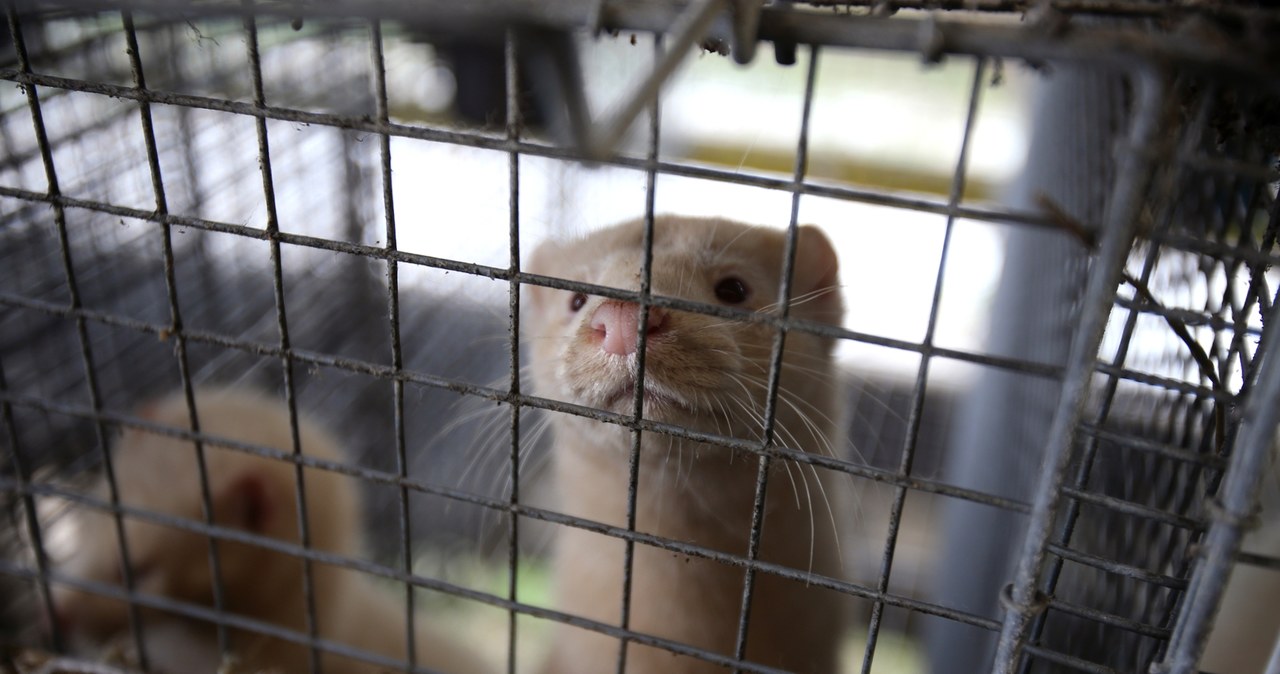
[0,2,1276,674]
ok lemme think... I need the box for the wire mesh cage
[0,1,1277,674]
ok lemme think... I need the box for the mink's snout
[589,301,669,356]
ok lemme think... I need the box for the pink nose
[590,301,669,355]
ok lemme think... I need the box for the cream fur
[525,216,851,674]
[45,388,486,674]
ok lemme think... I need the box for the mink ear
[786,225,843,324]
[215,472,273,534]
[793,225,839,293]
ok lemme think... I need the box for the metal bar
[368,17,417,670]
[615,31,664,674]
[991,69,1167,673]
[4,6,152,668]
[8,2,1276,88]
[727,0,762,64]
[0,561,448,674]
[1018,77,1216,671]
[0,303,1220,534]
[503,25,523,674]
[0,359,62,652]
[0,381,1044,535]
[1140,123,1252,666]
[1043,598,1170,640]
[1154,231,1280,272]
[0,377,1044,531]
[1110,295,1265,341]
[120,8,235,659]
[731,42,820,669]
[781,0,1280,19]
[1154,310,1280,673]
[1021,644,1118,674]
[1044,543,1189,591]
[0,290,1052,499]
[1048,488,1203,548]
[0,66,1108,237]
[240,7,320,672]
[1237,551,1280,572]
[0,555,787,674]
[0,190,1079,383]
[0,433,1003,634]
[861,55,986,674]
[1091,363,1235,406]
[1076,423,1228,471]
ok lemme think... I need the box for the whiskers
[419,365,555,557]
[691,358,884,580]
[757,284,844,316]
[720,379,835,576]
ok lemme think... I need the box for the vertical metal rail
[1154,308,1280,673]
[0,363,61,651]
[1016,82,1216,674]
[241,8,320,673]
[368,18,417,670]
[504,26,523,674]
[860,56,987,674]
[925,62,1120,674]
[991,69,1167,673]
[0,12,60,658]
[5,7,151,668]
[731,44,820,671]
[615,33,664,674]
[121,9,233,658]
[1267,629,1280,674]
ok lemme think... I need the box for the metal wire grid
[0,21,394,470]
[0,3,1275,674]
[1000,75,1279,674]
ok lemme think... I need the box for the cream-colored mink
[525,216,850,673]
[43,388,487,674]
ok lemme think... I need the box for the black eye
[569,293,587,312]
[714,277,749,304]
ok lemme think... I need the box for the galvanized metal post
[991,69,1168,673]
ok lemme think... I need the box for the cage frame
[0,2,1277,674]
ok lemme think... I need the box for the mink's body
[525,216,850,674]
[44,388,487,674]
